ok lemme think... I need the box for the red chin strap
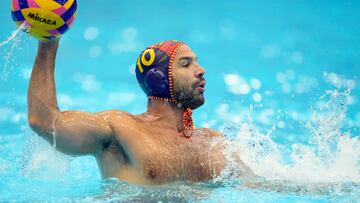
[183,107,194,138]
[148,96,194,138]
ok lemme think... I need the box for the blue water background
[0,0,359,202]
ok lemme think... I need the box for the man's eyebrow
[179,56,198,61]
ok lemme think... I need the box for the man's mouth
[194,80,206,93]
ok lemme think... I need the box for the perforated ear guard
[135,40,184,101]
[136,48,170,98]
[143,68,168,96]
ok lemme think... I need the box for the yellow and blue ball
[11,0,77,41]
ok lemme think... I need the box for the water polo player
[28,39,254,184]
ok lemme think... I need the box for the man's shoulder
[96,110,146,136]
[96,110,137,123]
[196,127,223,137]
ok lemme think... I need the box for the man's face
[172,45,206,110]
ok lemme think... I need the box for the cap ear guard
[135,40,184,100]
[136,47,172,98]
[144,69,168,95]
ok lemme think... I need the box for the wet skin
[28,40,252,185]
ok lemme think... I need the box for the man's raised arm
[28,40,113,156]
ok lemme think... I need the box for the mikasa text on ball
[11,0,77,40]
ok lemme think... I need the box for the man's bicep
[53,110,113,156]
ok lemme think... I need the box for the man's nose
[195,64,206,78]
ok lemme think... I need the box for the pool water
[1,0,359,202]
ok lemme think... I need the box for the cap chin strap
[183,107,194,138]
[148,96,194,138]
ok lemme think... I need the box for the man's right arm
[28,40,113,156]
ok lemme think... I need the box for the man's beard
[173,78,205,110]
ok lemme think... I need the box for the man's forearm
[28,40,60,135]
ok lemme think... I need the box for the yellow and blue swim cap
[135,40,185,103]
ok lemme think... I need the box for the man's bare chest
[136,137,224,183]
[110,127,225,184]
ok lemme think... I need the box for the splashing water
[216,73,359,196]
[19,130,70,180]
[0,25,24,48]
[0,25,25,81]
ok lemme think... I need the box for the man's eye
[182,63,190,67]
[181,60,190,67]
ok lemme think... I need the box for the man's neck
[146,98,185,133]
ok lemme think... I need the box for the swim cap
[135,40,194,138]
[135,40,184,103]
